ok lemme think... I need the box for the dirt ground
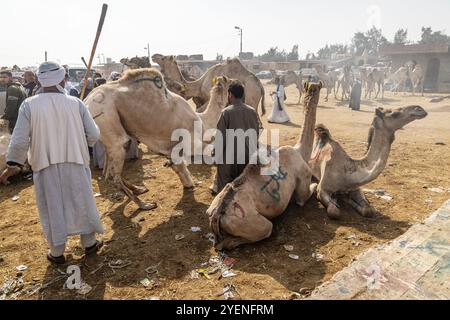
[1,83,450,300]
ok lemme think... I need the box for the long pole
[80,4,108,100]
[240,29,243,54]
[45,51,48,62]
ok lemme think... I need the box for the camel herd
[0,55,430,250]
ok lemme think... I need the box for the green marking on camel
[260,167,288,203]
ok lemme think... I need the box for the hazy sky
[1,0,449,67]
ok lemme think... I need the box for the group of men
[0,61,260,265]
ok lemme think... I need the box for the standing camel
[281,71,305,104]
[152,54,266,116]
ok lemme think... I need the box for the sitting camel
[309,105,428,220]
[85,69,230,210]
[152,54,266,116]
[207,82,323,250]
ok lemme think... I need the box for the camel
[85,68,229,210]
[409,64,425,96]
[207,82,323,250]
[120,56,152,70]
[314,65,332,102]
[309,105,428,220]
[335,65,353,101]
[387,66,409,94]
[0,120,11,173]
[365,68,387,100]
[281,71,304,104]
[152,54,266,115]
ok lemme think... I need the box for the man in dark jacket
[23,71,37,97]
[0,70,28,133]
[213,80,261,194]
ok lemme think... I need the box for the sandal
[47,253,66,265]
[85,240,104,256]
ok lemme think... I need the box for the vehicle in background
[67,67,96,87]
[255,71,273,79]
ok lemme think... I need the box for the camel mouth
[409,106,428,119]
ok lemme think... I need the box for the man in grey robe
[0,62,104,265]
[212,80,261,194]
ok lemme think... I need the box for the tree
[394,28,408,45]
[257,47,287,62]
[287,45,299,61]
[420,27,450,44]
[317,44,348,59]
[351,27,388,55]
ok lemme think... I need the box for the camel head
[211,76,231,106]
[120,56,151,69]
[303,81,323,107]
[207,170,259,246]
[372,106,428,133]
[151,54,176,70]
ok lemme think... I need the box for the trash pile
[191,253,238,281]
[363,189,393,201]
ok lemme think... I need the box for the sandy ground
[1,84,450,300]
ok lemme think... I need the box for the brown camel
[85,69,229,210]
[152,54,266,115]
[282,71,304,104]
[207,82,323,250]
[120,56,152,69]
[410,64,425,96]
[365,68,387,100]
[335,65,353,101]
[309,105,428,220]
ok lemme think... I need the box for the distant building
[380,44,450,93]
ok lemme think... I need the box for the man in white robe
[0,62,104,265]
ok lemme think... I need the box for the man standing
[0,62,104,265]
[213,81,261,194]
[349,79,362,111]
[23,71,37,97]
[0,70,28,133]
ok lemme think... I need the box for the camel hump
[121,68,163,82]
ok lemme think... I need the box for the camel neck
[296,93,319,162]
[352,125,394,186]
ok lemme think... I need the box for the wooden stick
[80,4,108,100]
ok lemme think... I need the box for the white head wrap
[37,62,66,92]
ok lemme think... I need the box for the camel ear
[304,81,309,92]
[375,108,385,118]
[169,56,174,61]
[223,76,229,83]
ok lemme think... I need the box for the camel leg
[297,87,303,105]
[218,208,273,251]
[295,181,318,207]
[122,179,149,196]
[317,187,342,220]
[343,189,377,218]
[169,161,195,189]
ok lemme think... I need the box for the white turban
[37,62,66,88]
